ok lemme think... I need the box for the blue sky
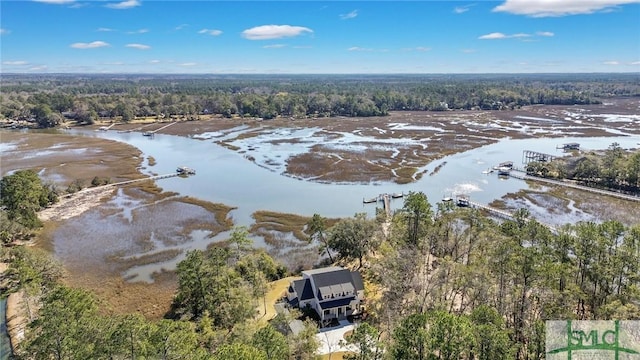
[1,0,639,73]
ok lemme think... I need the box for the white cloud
[70,41,110,49]
[3,61,28,65]
[340,10,358,20]
[493,0,640,17]
[603,60,620,65]
[175,24,188,31]
[106,0,140,9]
[127,29,149,34]
[461,49,477,53]
[479,32,508,39]
[346,46,389,53]
[33,0,75,4]
[149,59,161,64]
[103,61,124,65]
[97,27,115,32]
[198,29,223,36]
[0,28,9,35]
[263,44,286,48]
[126,43,151,50]
[630,61,640,65]
[402,47,431,52]
[29,65,48,71]
[242,25,313,40]
[479,32,541,39]
[454,4,475,13]
[180,62,197,66]
[536,31,555,37]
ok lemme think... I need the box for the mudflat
[106,99,640,184]
[2,99,638,318]
[2,131,234,319]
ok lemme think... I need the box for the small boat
[363,197,378,204]
[176,166,196,175]
[456,195,470,207]
[143,132,153,137]
[557,142,580,150]
[497,167,511,176]
[482,168,494,174]
[391,192,404,198]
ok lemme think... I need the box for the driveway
[316,320,357,355]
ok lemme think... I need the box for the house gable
[292,279,314,301]
[288,266,365,323]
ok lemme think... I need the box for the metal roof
[319,296,356,309]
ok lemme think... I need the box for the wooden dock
[148,121,178,134]
[98,123,115,131]
[141,121,179,137]
[61,172,188,199]
[363,192,401,218]
[509,169,640,203]
[463,199,558,233]
[382,194,391,217]
[522,150,556,164]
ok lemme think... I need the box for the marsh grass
[394,167,418,184]
[216,141,240,151]
[429,161,448,176]
[251,210,311,245]
[109,249,183,270]
[251,211,342,251]
[178,196,235,229]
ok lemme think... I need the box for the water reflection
[64,129,639,281]
[74,129,639,223]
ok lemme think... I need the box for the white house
[286,266,365,324]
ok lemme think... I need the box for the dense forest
[1,73,639,127]
[1,171,639,359]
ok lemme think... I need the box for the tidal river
[58,129,639,282]
[76,129,639,224]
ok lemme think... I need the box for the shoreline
[1,262,26,356]
[39,186,118,223]
[83,103,639,185]
[5,290,27,354]
[2,103,639,349]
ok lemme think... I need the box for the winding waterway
[75,129,639,223]
[59,129,639,281]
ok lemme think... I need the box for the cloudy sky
[1,0,639,73]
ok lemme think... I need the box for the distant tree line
[1,73,639,127]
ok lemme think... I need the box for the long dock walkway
[510,169,640,203]
[148,121,178,134]
[60,173,183,199]
[382,194,391,217]
[465,200,558,233]
[467,200,513,221]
